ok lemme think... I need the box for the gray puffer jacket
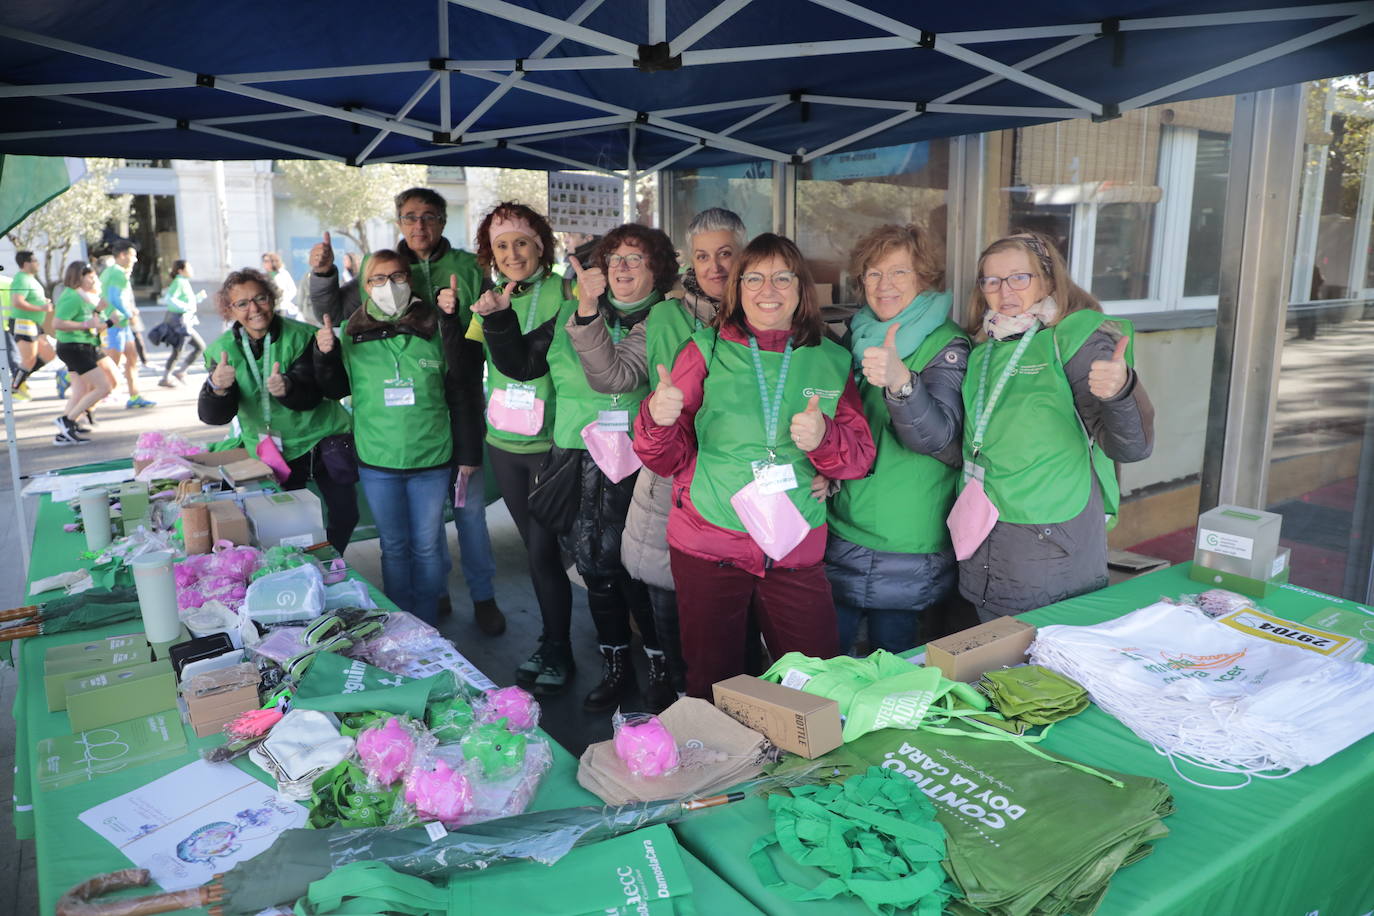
[959,327,1155,620]
[565,294,714,591]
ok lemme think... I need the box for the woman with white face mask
[956,231,1155,620]
[313,250,484,623]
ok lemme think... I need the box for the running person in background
[9,251,62,400]
[52,261,116,444]
[99,242,156,409]
[158,260,207,387]
[262,252,301,319]
[309,187,505,632]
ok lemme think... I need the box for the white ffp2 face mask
[371,280,411,316]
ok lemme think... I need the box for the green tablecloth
[11,481,761,916]
[675,565,1374,916]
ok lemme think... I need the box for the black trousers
[283,439,360,554]
[488,444,574,642]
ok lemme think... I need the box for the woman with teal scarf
[825,223,969,654]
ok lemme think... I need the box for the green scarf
[608,289,658,313]
[848,289,953,367]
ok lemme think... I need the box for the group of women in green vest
[193,200,1152,709]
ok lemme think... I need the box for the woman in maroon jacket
[633,234,875,697]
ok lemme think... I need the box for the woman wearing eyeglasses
[480,223,688,712]
[824,224,968,654]
[957,232,1154,621]
[312,251,482,622]
[634,233,875,698]
[199,267,359,553]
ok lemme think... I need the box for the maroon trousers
[671,547,839,698]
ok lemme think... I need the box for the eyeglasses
[399,213,442,225]
[741,270,797,292]
[365,271,410,288]
[862,268,914,286]
[978,272,1036,294]
[229,292,271,311]
[606,253,645,269]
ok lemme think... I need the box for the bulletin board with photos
[547,171,624,235]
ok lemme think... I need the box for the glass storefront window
[667,161,773,251]
[795,140,949,303]
[1183,131,1230,297]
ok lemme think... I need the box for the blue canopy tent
[0,1,1370,175]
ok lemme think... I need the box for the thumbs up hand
[861,322,908,392]
[266,361,288,397]
[309,230,335,274]
[210,351,236,392]
[316,313,337,354]
[1088,334,1131,400]
[789,394,826,452]
[437,273,459,315]
[570,256,605,317]
[649,363,685,427]
[472,285,511,317]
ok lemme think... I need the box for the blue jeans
[835,603,920,657]
[358,464,450,624]
[443,464,496,602]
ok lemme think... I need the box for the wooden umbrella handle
[0,624,41,642]
[0,604,40,622]
[55,869,216,916]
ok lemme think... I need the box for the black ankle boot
[583,645,632,712]
[643,649,676,713]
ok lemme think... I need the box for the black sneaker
[533,641,576,696]
[53,416,89,443]
[516,641,546,687]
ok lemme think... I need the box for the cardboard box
[1107,549,1172,586]
[182,662,259,738]
[44,647,152,711]
[186,447,251,473]
[45,634,148,664]
[65,660,177,732]
[207,500,251,545]
[712,675,842,758]
[116,481,150,522]
[925,617,1036,682]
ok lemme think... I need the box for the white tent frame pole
[515,55,630,71]
[463,69,633,118]
[802,111,920,162]
[654,96,789,118]
[452,0,606,137]
[438,0,452,131]
[648,0,666,44]
[223,62,430,82]
[0,335,27,573]
[670,0,753,54]
[641,118,791,162]
[446,0,639,56]
[356,72,442,165]
[199,111,316,126]
[799,93,1086,119]
[505,143,623,178]
[370,141,500,164]
[1120,10,1374,111]
[0,76,193,98]
[641,97,790,174]
[1123,3,1373,31]
[466,114,628,143]
[681,36,910,65]
[804,0,1105,115]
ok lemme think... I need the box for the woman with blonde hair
[955,231,1154,620]
[825,223,968,653]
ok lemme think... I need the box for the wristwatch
[888,378,914,399]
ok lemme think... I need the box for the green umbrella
[0,587,142,642]
[56,792,749,916]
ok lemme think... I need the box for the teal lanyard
[238,331,273,429]
[749,335,793,462]
[971,324,1038,458]
[511,272,546,334]
[610,318,627,343]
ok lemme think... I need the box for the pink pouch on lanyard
[729,479,810,562]
[947,476,999,561]
[487,387,546,437]
[256,433,292,484]
[580,421,642,483]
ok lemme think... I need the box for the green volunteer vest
[53,287,99,345]
[961,310,1133,525]
[690,327,851,533]
[9,272,44,319]
[477,273,567,454]
[204,319,351,462]
[340,319,452,469]
[545,293,685,450]
[407,245,481,332]
[828,320,967,554]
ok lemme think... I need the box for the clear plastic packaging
[247,626,309,664]
[323,578,378,611]
[356,716,430,788]
[432,735,553,825]
[460,719,528,779]
[1173,588,1254,618]
[612,712,681,778]
[477,686,540,733]
[242,564,325,625]
[402,759,475,827]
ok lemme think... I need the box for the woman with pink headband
[466,203,577,695]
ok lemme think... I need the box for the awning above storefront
[0,1,1371,173]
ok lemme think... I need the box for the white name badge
[505,383,536,411]
[383,378,415,407]
[751,460,798,495]
[597,409,630,432]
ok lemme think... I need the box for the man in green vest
[0,267,20,398]
[306,188,503,633]
[9,250,62,400]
